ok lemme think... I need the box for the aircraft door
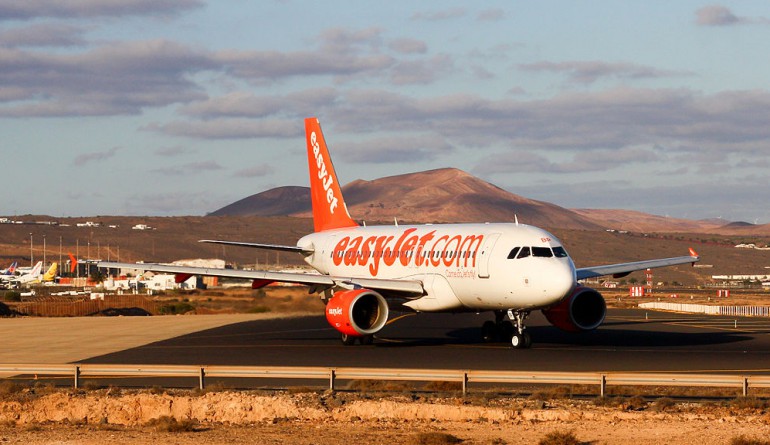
[477,233,501,279]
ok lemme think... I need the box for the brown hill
[211,168,603,230]
[570,209,724,233]
[208,186,310,217]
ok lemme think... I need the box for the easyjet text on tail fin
[305,117,358,232]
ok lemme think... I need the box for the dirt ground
[0,388,769,444]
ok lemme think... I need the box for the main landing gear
[481,310,531,349]
[340,333,374,346]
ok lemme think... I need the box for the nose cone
[531,259,576,307]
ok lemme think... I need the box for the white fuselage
[298,223,576,313]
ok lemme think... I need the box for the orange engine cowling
[325,289,389,337]
[542,286,606,333]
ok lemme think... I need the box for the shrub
[731,436,770,445]
[538,430,582,445]
[158,302,196,315]
[145,416,198,433]
[3,292,21,302]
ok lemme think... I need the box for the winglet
[688,247,699,258]
[305,117,358,232]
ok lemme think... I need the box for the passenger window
[552,246,568,258]
[516,247,531,259]
[532,247,553,258]
[507,247,520,259]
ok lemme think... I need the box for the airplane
[0,261,17,275]
[0,261,43,287]
[42,262,58,282]
[99,117,699,349]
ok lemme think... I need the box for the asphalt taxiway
[81,309,770,375]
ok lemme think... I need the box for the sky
[2,1,770,224]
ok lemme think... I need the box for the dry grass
[538,430,583,445]
[411,432,463,445]
[145,416,200,433]
[731,436,770,445]
[346,379,413,393]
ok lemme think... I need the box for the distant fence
[639,302,770,317]
[14,295,160,317]
[1,364,770,397]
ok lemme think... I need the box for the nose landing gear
[481,310,531,348]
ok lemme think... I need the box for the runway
[82,309,770,375]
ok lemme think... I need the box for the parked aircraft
[0,262,17,276]
[0,261,43,287]
[99,118,699,348]
[42,263,58,282]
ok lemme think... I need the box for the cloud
[0,23,88,48]
[389,54,455,85]
[179,88,338,119]
[411,8,466,21]
[73,146,120,166]
[473,147,661,175]
[388,38,427,55]
[695,5,770,26]
[0,0,203,21]
[477,9,505,22]
[518,60,693,84]
[234,164,274,178]
[334,135,455,163]
[152,160,223,176]
[0,40,213,117]
[150,118,301,139]
[154,146,195,157]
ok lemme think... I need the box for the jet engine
[325,289,389,337]
[542,286,606,333]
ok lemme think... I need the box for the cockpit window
[507,247,520,259]
[552,246,568,258]
[532,247,553,258]
[516,247,531,259]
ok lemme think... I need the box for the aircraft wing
[199,240,313,255]
[97,262,425,295]
[575,249,700,281]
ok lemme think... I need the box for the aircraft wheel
[360,335,374,345]
[511,333,532,349]
[522,333,532,349]
[481,321,497,343]
[340,333,357,346]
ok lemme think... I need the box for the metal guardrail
[2,364,770,397]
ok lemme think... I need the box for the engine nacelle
[542,286,606,333]
[325,289,389,337]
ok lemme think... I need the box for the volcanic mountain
[209,168,603,230]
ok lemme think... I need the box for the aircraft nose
[547,261,576,301]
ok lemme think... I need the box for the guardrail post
[600,374,606,398]
[199,367,205,390]
[329,369,336,392]
[742,377,748,397]
[74,365,80,389]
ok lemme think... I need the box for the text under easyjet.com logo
[332,228,485,276]
[310,131,338,215]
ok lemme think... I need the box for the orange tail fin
[305,117,358,232]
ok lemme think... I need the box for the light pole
[43,235,46,268]
[29,233,33,266]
